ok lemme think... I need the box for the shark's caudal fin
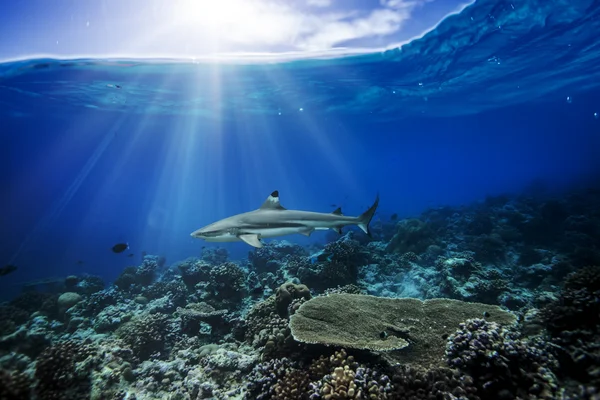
[357,194,380,237]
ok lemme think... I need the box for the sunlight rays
[133,62,230,257]
[253,63,363,202]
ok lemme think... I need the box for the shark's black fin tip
[271,190,279,198]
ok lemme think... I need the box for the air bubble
[566,96,572,104]
[299,107,304,112]
[594,112,598,119]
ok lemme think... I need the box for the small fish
[127,253,134,257]
[76,260,85,265]
[330,204,337,208]
[112,243,129,253]
[390,213,398,221]
[0,264,17,276]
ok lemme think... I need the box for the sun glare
[177,0,251,29]
[164,0,302,49]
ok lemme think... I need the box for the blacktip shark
[191,191,379,248]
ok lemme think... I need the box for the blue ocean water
[1,0,599,297]
[1,1,600,398]
[0,1,600,292]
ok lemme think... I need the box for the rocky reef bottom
[1,188,600,399]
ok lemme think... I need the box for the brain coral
[289,293,516,369]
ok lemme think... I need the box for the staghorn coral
[290,294,516,368]
[446,318,558,399]
[34,340,97,400]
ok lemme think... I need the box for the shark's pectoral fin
[299,228,314,237]
[331,226,343,234]
[239,234,263,248]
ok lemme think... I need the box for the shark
[190,191,379,248]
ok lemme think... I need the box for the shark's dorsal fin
[332,207,343,215]
[260,190,286,210]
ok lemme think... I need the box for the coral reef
[446,319,558,399]
[541,265,600,395]
[0,187,599,399]
[290,294,516,368]
[115,313,174,362]
[275,282,311,317]
[35,340,97,400]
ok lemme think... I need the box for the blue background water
[1,0,599,298]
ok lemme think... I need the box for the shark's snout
[190,229,203,238]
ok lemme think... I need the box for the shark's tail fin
[357,194,380,237]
